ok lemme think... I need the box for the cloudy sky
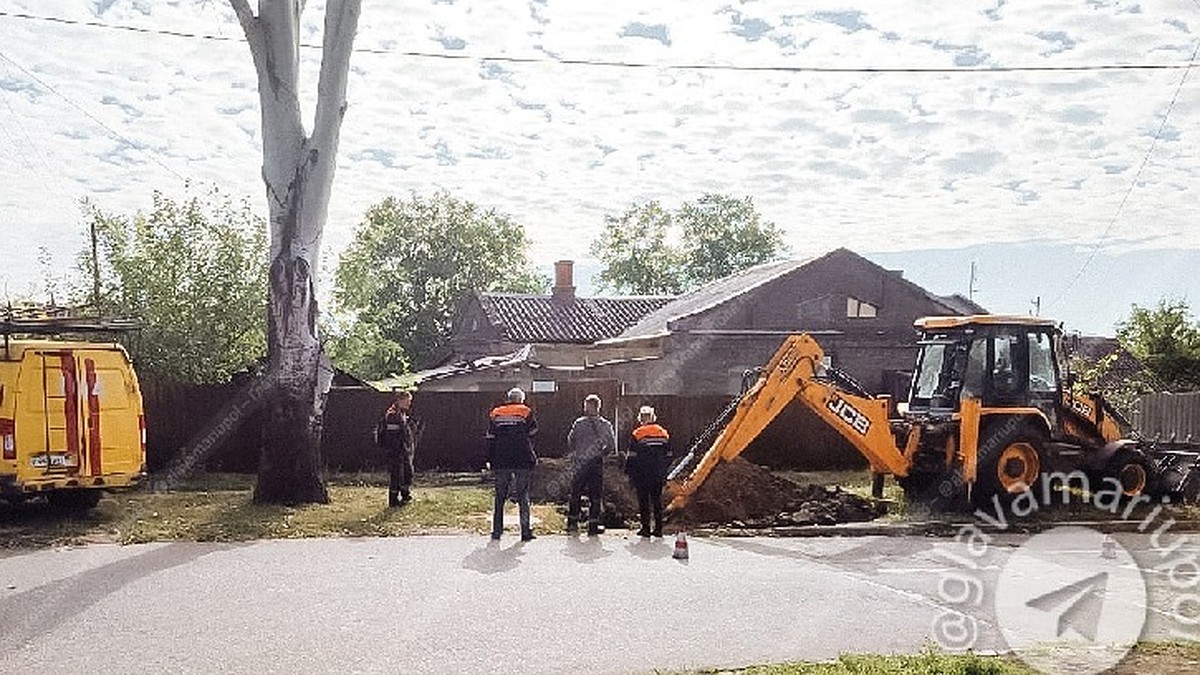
[0,0,1197,335]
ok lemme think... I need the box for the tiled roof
[478,294,673,344]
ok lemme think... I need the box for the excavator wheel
[973,425,1045,510]
[1099,449,1163,499]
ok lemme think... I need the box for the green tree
[678,194,787,285]
[333,192,547,374]
[82,186,268,383]
[1116,298,1200,391]
[590,201,684,295]
[591,194,786,294]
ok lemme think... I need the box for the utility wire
[1047,39,1199,310]
[0,10,1197,74]
[0,49,187,182]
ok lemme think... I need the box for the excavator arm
[666,334,911,511]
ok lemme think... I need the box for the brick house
[593,248,986,398]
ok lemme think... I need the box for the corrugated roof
[615,258,810,339]
[478,294,673,344]
[613,249,989,340]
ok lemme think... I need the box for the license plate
[30,454,77,468]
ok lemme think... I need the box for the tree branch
[312,0,361,156]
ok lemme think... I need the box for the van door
[18,350,85,478]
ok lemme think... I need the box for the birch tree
[230,0,361,504]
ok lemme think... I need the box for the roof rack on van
[1,315,142,336]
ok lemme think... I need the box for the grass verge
[0,472,563,549]
[705,641,1200,674]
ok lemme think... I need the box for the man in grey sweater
[565,394,617,536]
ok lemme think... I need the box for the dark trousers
[637,482,664,535]
[568,460,603,530]
[388,450,414,504]
[492,468,531,537]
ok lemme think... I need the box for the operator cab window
[989,333,1028,402]
[1028,331,1058,394]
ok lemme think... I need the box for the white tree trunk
[231,0,361,504]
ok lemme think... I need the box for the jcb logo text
[828,394,871,436]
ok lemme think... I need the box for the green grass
[703,641,1200,674]
[0,472,562,548]
[720,649,1031,674]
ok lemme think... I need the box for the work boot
[521,530,537,542]
[388,493,401,508]
[651,528,662,538]
[565,519,579,534]
[637,528,650,538]
[587,523,600,537]
[399,493,412,505]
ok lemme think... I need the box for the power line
[1048,38,1200,310]
[0,49,186,182]
[0,9,1197,74]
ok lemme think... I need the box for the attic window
[846,297,877,318]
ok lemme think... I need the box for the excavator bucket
[1148,442,1200,502]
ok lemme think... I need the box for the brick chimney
[552,260,575,305]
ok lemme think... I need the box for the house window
[531,380,557,393]
[846,297,878,318]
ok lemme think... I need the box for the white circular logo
[996,526,1147,674]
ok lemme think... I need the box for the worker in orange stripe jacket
[486,387,539,541]
[625,405,671,538]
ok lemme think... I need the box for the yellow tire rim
[998,442,1040,493]
[1118,462,1148,497]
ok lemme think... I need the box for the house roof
[376,345,534,388]
[612,248,987,341]
[477,293,673,344]
[614,258,809,340]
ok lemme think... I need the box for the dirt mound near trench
[529,456,886,531]
[530,457,639,528]
[673,457,887,529]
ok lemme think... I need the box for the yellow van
[1,337,147,508]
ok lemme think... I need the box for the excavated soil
[532,456,886,530]
[673,457,887,530]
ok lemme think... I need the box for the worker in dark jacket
[487,387,539,541]
[626,405,670,538]
[376,390,415,507]
[565,394,617,536]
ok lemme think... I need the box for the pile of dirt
[673,457,886,529]
[530,457,640,528]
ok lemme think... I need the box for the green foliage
[323,314,408,380]
[80,186,268,383]
[591,200,686,295]
[333,192,547,374]
[591,193,787,295]
[1116,298,1200,391]
[729,647,1032,674]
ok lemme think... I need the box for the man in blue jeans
[486,387,538,541]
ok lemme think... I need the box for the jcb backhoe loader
[667,315,1200,511]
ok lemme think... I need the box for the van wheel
[48,489,103,510]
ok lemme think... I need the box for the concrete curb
[689,520,1200,538]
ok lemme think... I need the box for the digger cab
[908,315,1064,424]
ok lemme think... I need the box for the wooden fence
[1135,392,1200,441]
[142,379,867,475]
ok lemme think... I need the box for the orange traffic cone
[672,531,689,560]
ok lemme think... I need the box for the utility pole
[968,261,978,302]
[1031,296,1041,316]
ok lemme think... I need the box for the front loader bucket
[1146,442,1200,502]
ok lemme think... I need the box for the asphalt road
[2,529,1198,674]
